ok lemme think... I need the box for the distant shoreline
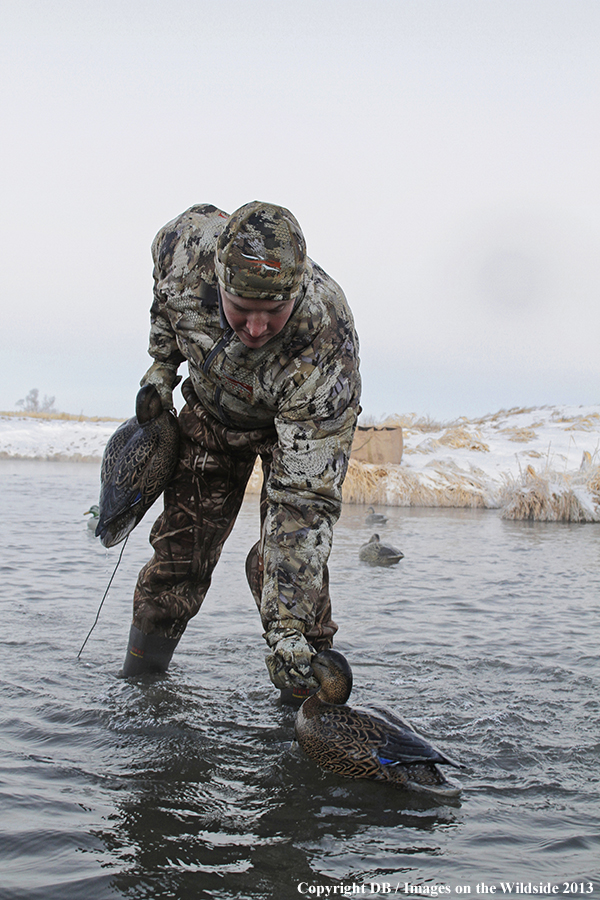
[0,452,102,463]
[2,404,599,521]
[0,411,124,423]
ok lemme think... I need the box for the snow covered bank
[0,415,118,462]
[340,404,600,521]
[2,404,599,520]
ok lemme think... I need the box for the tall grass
[500,463,600,522]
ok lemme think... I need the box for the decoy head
[369,533,380,543]
[310,649,353,705]
[136,383,164,424]
[84,504,100,518]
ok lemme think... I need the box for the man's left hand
[265,628,318,690]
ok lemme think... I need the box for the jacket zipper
[202,328,234,424]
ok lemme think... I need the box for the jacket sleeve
[259,337,361,637]
[139,205,227,404]
[138,224,186,404]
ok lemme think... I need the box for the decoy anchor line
[77,535,129,659]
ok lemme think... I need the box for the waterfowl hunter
[295,650,465,797]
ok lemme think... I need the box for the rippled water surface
[1,460,599,900]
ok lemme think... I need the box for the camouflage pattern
[133,383,337,649]
[96,385,179,548]
[138,203,361,645]
[215,201,306,300]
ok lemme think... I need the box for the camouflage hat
[215,201,307,300]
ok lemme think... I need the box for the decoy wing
[355,704,465,768]
[99,418,139,487]
[97,424,162,529]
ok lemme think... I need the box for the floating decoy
[84,504,100,531]
[95,384,179,548]
[359,533,403,566]
[366,505,387,525]
[295,650,465,797]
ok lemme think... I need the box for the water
[1,460,599,900]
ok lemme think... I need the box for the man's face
[220,287,295,349]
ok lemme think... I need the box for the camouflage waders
[131,380,337,651]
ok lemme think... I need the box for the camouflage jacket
[141,204,361,636]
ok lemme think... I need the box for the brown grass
[558,413,600,431]
[341,459,497,508]
[500,426,539,442]
[500,463,600,522]
[438,426,489,452]
[469,406,539,426]
[245,458,498,508]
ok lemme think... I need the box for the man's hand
[140,363,182,411]
[265,627,318,690]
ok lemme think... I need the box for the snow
[402,404,600,484]
[0,415,119,462]
[1,404,599,519]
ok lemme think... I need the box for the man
[120,201,361,701]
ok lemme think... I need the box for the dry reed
[438,426,489,452]
[341,459,498,508]
[559,413,600,431]
[500,426,539,442]
[500,463,600,522]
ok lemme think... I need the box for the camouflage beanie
[215,201,307,300]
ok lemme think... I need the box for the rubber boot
[279,684,317,706]
[119,624,180,677]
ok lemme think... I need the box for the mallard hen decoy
[359,533,403,566]
[366,505,387,525]
[296,650,464,797]
[84,504,100,531]
[95,385,179,548]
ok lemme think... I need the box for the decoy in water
[366,505,387,525]
[95,384,179,548]
[295,650,465,798]
[359,533,404,566]
[84,504,100,531]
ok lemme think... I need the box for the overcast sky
[2,0,599,421]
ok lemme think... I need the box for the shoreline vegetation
[0,410,123,422]
[2,406,600,522]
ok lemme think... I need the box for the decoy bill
[84,504,100,531]
[296,649,465,798]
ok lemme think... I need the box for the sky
[2,0,599,422]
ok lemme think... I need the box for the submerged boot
[119,624,180,677]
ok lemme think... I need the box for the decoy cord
[77,535,129,659]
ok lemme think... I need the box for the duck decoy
[366,505,387,525]
[84,504,100,531]
[295,650,465,797]
[95,384,179,548]
[359,533,404,566]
